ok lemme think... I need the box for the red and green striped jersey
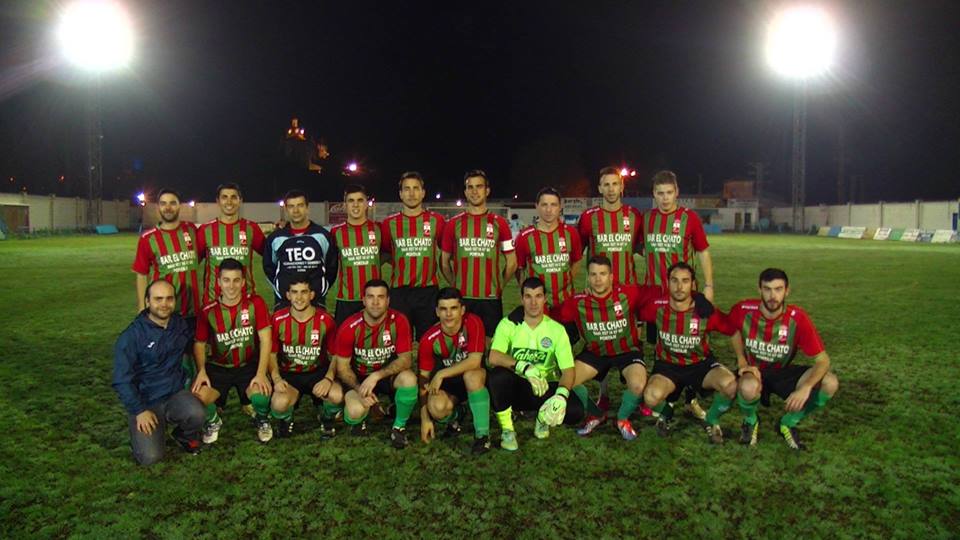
[330,220,382,301]
[381,211,445,288]
[417,313,485,374]
[726,300,825,369]
[331,309,412,377]
[195,294,270,368]
[514,224,583,307]
[577,205,644,285]
[639,299,735,366]
[199,218,266,303]
[132,222,204,317]
[440,212,515,299]
[557,284,660,356]
[271,307,337,373]
[642,207,709,289]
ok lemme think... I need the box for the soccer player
[514,187,583,326]
[267,277,343,438]
[440,169,517,344]
[199,183,265,304]
[330,184,382,324]
[331,280,418,449]
[727,268,839,450]
[132,188,203,326]
[487,277,585,451]
[417,287,491,454]
[263,189,338,309]
[113,280,206,465]
[640,263,737,444]
[192,258,274,443]
[381,171,446,339]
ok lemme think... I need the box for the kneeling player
[640,263,737,443]
[331,280,419,449]
[418,287,491,453]
[487,277,585,451]
[268,277,344,439]
[192,258,274,443]
[727,268,839,450]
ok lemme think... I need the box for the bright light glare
[455,199,463,207]
[188,200,196,207]
[435,193,441,200]
[766,6,836,79]
[347,162,358,172]
[58,1,134,72]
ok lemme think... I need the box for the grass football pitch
[0,234,957,538]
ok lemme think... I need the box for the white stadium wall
[0,192,135,232]
[770,200,959,231]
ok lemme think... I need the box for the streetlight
[57,0,135,226]
[765,5,836,232]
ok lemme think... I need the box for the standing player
[440,170,516,344]
[577,167,644,413]
[487,278,585,451]
[267,277,343,439]
[199,183,265,304]
[263,189,338,309]
[330,185,382,324]
[381,172,445,339]
[132,188,203,326]
[727,268,839,450]
[331,280,418,449]
[640,263,737,444]
[192,259,274,443]
[418,287,491,454]
[514,187,582,324]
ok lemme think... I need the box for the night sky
[1,1,959,204]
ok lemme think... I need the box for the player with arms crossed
[728,268,839,450]
[192,258,274,443]
[440,169,517,345]
[640,263,737,444]
[418,287,491,454]
[487,277,585,451]
[331,280,418,449]
[381,171,446,339]
[330,184,382,324]
[199,183,265,304]
[267,276,343,439]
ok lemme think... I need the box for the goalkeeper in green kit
[487,277,585,451]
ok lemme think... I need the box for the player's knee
[394,369,416,388]
[427,395,452,419]
[821,372,839,396]
[325,384,344,404]
[463,369,486,390]
[644,385,665,407]
[738,377,761,401]
[720,376,737,399]
[134,445,164,467]
[345,399,367,420]
[270,393,291,412]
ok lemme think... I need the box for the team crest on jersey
[622,216,631,233]
[540,337,553,349]
[240,308,250,327]
[310,330,320,346]
[382,329,393,347]
[457,333,467,348]
[239,230,248,247]
[689,317,699,336]
[424,222,432,237]
[613,302,624,319]
[778,324,789,344]
[558,236,567,254]
[672,219,681,234]
[368,231,377,245]
[486,222,495,240]
[182,230,193,249]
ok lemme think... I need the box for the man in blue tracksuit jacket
[113,280,205,465]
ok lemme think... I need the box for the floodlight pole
[86,75,103,227]
[790,82,807,233]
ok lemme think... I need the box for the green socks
[705,394,733,426]
[617,390,642,421]
[781,390,832,428]
[572,385,603,416]
[737,393,760,426]
[392,386,418,429]
[321,401,343,420]
[270,408,293,421]
[344,409,368,426]
[204,403,220,424]
[250,393,271,418]
[495,407,515,432]
[652,401,675,421]
[468,388,491,437]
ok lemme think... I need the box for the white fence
[770,200,960,231]
[0,192,137,232]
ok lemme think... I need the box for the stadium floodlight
[57,1,135,72]
[188,200,196,207]
[346,162,359,173]
[135,192,145,206]
[765,6,835,79]
[435,193,441,200]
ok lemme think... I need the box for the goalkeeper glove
[514,360,548,397]
[693,292,714,319]
[538,387,570,427]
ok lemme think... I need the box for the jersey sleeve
[707,310,737,336]
[192,223,206,260]
[417,337,435,374]
[514,230,530,269]
[322,315,337,355]
[331,323,355,358]
[440,218,456,254]
[793,309,825,357]
[637,298,663,323]
[465,316,485,353]
[686,210,709,251]
[394,314,413,355]
[726,302,747,332]
[576,212,591,252]
[252,296,270,331]
[553,326,574,371]
[379,219,393,254]
[251,222,266,255]
[631,207,645,253]
[556,296,578,323]
[568,226,584,263]
[195,311,210,343]
[497,216,515,253]
[270,318,281,353]
[490,318,515,353]
[131,234,154,274]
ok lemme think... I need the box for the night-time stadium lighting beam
[765,5,836,232]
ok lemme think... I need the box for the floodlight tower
[57,1,134,226]
[765,5,836,232]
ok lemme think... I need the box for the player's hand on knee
[191,371,210,395]
[136,410,158,435]
[740,365,761,382]
[359,372,380,397]
[784,387,811,412]
[427,375,444,395]
[274,377,289,394]
[538,388,569,427]
[251,373,273,396]
[313,378,332,398]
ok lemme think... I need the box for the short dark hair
[363,279,389,295]
[652,170,678,188]
[344,184,368,198]
[157,188,181,202]
[283,189,309,205]
[463,169,488,185]
[219,258,244,273]
[520,277,546,295]
[667,261,696,281]
[399,171,424,188]
[145,279,174,301]
[216,182,242,198]
[598,166,620,179]
[435,287,462,306]
[759,268,789,288]
[587,255,612,270]
[287,275,312,289]
[536,187,561,204]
